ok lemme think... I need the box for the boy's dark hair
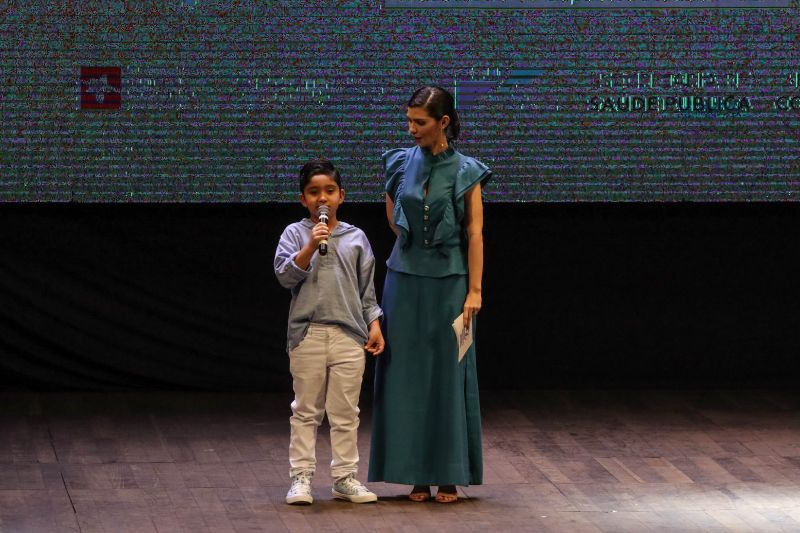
[299,159,342,193]
[407,85,461,141]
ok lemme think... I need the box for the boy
[274,159,384,505]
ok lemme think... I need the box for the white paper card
[451,313,473,362]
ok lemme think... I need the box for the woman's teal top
[384,146,492,278]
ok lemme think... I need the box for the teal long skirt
[368,269,483,486]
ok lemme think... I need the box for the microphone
[317,205,329,256]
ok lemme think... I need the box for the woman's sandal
[435,485,458,503]
[408,485,431,502]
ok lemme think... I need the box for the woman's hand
[463,290,482,329]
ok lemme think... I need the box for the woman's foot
[435,485,458,503]
[408,485,431,502]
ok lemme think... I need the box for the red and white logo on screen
[80,67,121,109]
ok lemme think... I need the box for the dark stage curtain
[2,203,800,390]
[0,204,300,390]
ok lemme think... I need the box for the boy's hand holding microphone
[295,206,331,270]
[302,206,330,257]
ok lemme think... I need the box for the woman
[368,86,491,503]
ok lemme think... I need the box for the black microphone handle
[318,212,329,255]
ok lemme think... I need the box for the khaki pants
[288,323,366,479]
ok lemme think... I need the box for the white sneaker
[286,471,314,505]
[332,474,378,503]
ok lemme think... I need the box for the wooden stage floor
[2,389,800,532]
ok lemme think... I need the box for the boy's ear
[299,193,308,207]
[339,188,345,202]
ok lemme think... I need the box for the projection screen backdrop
[2,0,799,201]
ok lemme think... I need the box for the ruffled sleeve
[383,148,408,202]
[382,148,411,247]
[454,157,492,222]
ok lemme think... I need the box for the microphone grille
[318,205,329,217]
